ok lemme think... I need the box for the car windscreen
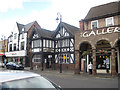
[2,76,61,90]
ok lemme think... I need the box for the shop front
[75,26,120,76]
[0,53,7,65]
[5,50,26,66]
[31,52,55,70]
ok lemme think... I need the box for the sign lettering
[81,27,120,38]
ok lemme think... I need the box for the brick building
[75,1,120,76]
[0,39,8,63]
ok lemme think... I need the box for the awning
[0,53,4,56]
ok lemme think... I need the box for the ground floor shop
[0,53,7,65]
[7,57,26,65]
[31,52,75,70]
[31,52,55,70]
[5,50,27,66]
[75,26,120,76]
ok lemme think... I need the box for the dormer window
[22,28,25,32]
[91,20,98,29]
[106,17,114,26]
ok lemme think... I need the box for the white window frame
[22,32,24,39]
[106,17,114,26]
[32,54,41,63]
[91,20,98,29]
[14,33,17,40]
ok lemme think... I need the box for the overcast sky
[0,0,117,39]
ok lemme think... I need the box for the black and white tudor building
[31,22,79,70]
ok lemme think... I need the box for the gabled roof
[84,1,120,21]
[53,22,79,37]
[17,21,37,33]
[34,28,54,39]
[17,22,24,32]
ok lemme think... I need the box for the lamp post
[56,12,62,73]
[56,12,62,23]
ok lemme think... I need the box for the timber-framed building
[31,22,79,70]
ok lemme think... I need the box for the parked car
[6,62,24,70]
[0,70,61,89]
[0,62,4,68]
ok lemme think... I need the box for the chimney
[79,19,84,31]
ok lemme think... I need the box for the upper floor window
[91,20,98,29]
[9,44,12,51]
[22,32,24,39]
[33,40,40,48]
[10,36,12,42]
[21,41,24,50]
[14,33,17,39]
[14,43,16,51]
[106,17,114,26]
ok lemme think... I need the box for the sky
[0,0,118,39]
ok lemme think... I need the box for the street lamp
[56,12,62,23]
[56,12,63,73]
[59,40,63,73]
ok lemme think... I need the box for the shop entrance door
[44,54,53,69]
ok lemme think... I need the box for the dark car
[0,62,4,68]
[0,70,61,89]
[6,62,24,70]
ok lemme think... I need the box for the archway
[79,42,92,72]
[114,39,120,73]
[96,40,111,73]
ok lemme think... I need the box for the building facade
[53,22,78,70]
[75,1,120,76]
[31,27,54,70]
[31,22,79,70]
[0,39,8,64]
[5,21,40,66]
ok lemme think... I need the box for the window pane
[106,17,114,26]
[21,42,24,50]
[14,43,16,51]
[9,44,12,51]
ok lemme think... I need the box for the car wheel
[6,66,9,69]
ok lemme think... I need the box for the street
[0,67,119,89]
[29,69,119,89]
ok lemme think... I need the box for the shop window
[66,54,70,64]
[33,54,41,63]
[106,17,114,26]
[96,55,110,69]
[91,20,98,29]
[62,54,70,64]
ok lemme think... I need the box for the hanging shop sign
[80,27,120,38]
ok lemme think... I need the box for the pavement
[24,67,119,79]
[0,66,118,79]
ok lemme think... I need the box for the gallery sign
[80,27,120,38]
